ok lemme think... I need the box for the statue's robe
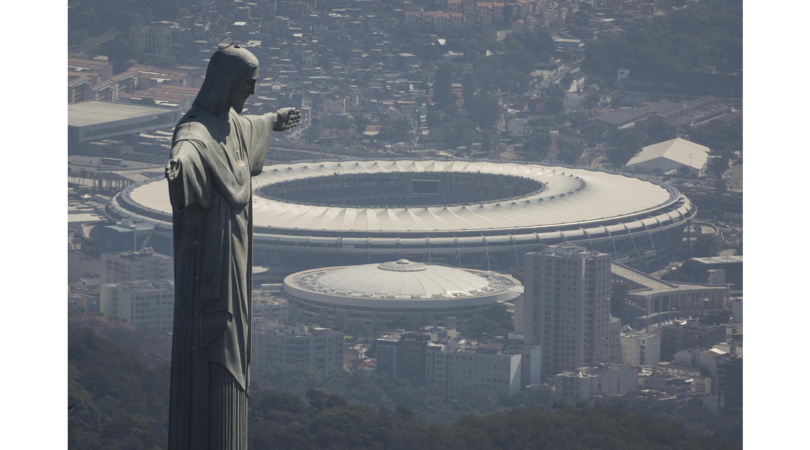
[166,106,272,450]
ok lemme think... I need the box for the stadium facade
[106,159,695,276]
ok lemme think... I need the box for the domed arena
[282,259,522,326]
[107,159,695,277]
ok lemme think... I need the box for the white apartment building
[522,244,616,377]
[101,247,173,284]
[621,331,661,366]
[252,324,344,374]
[427,345,524,398]
[100,280,175,331]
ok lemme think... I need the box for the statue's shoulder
[172,108,222,147]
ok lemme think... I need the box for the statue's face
[229,71,258,113]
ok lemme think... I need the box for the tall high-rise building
[522,244,614,377]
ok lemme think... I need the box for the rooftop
[292,259,515,299]
[128,160,678,233]
[627,138,710,170]
[68,101,178,128]
[691,255,743,265]
[590,100,677,127]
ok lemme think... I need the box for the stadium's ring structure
[107,159,695,275]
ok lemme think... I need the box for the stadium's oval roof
[283,259,521,309]
[126,160,679,234]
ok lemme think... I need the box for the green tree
[381,118,413,142]
[693,235,721,257]
[645,121,677,145]
[714,179,728,196]
[523,130,552,161]
[557,139,585,165]
[606,130,643,167]
[98,37,136,74]
[543,97,563,115]
[465,91,500,130]
[583,91,600,113]
[709,155,730,177]
[306,124,322,142]
[352,114,368,134]
[559,72,574,92]
[480,130,497,154]
[433,63,456,107]
[462,72,479,100]
[581,120,608,144]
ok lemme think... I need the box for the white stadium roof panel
[185,160,676,233]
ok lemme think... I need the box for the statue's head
[193,43,260,116]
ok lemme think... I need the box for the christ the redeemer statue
[165,43,300,450]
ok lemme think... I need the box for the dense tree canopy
[606,130,644,167]
[68,315,742,449]
[583,0,743,79]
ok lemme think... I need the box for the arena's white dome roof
[283,260,521,310]
[315,259,493,298]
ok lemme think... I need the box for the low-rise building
[376,332,539,399]
[639,371,692,407]
[555,363,640,400]
[252,323,344,374]
[655,362,712,397]
[661,322,727,360]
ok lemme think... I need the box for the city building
[730,298,742,323]
[620,330,661,366]
[626,138,710,178]
[662,323,727,360]
[555,363,640,400]
[251,323,344,374]
[68,58,113,85]
[720,354,743,410]
[253,286,297,324]
[283,259,521,327]
[99,280,175,331]
[441,345,523,398]
[655,362,713,397]
[522,244,618,377]
[100,248,173,284]
[638,371,692,406]
[68,101,181,153]
[621,72,742,109]
[689,256,743,291]
[108,160,696,274]
[376,332,540,399]
[611,262,729,328]
[130,24,172,58]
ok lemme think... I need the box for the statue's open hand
[273,107,301,132]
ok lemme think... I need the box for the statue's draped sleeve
[166,141,212,211]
